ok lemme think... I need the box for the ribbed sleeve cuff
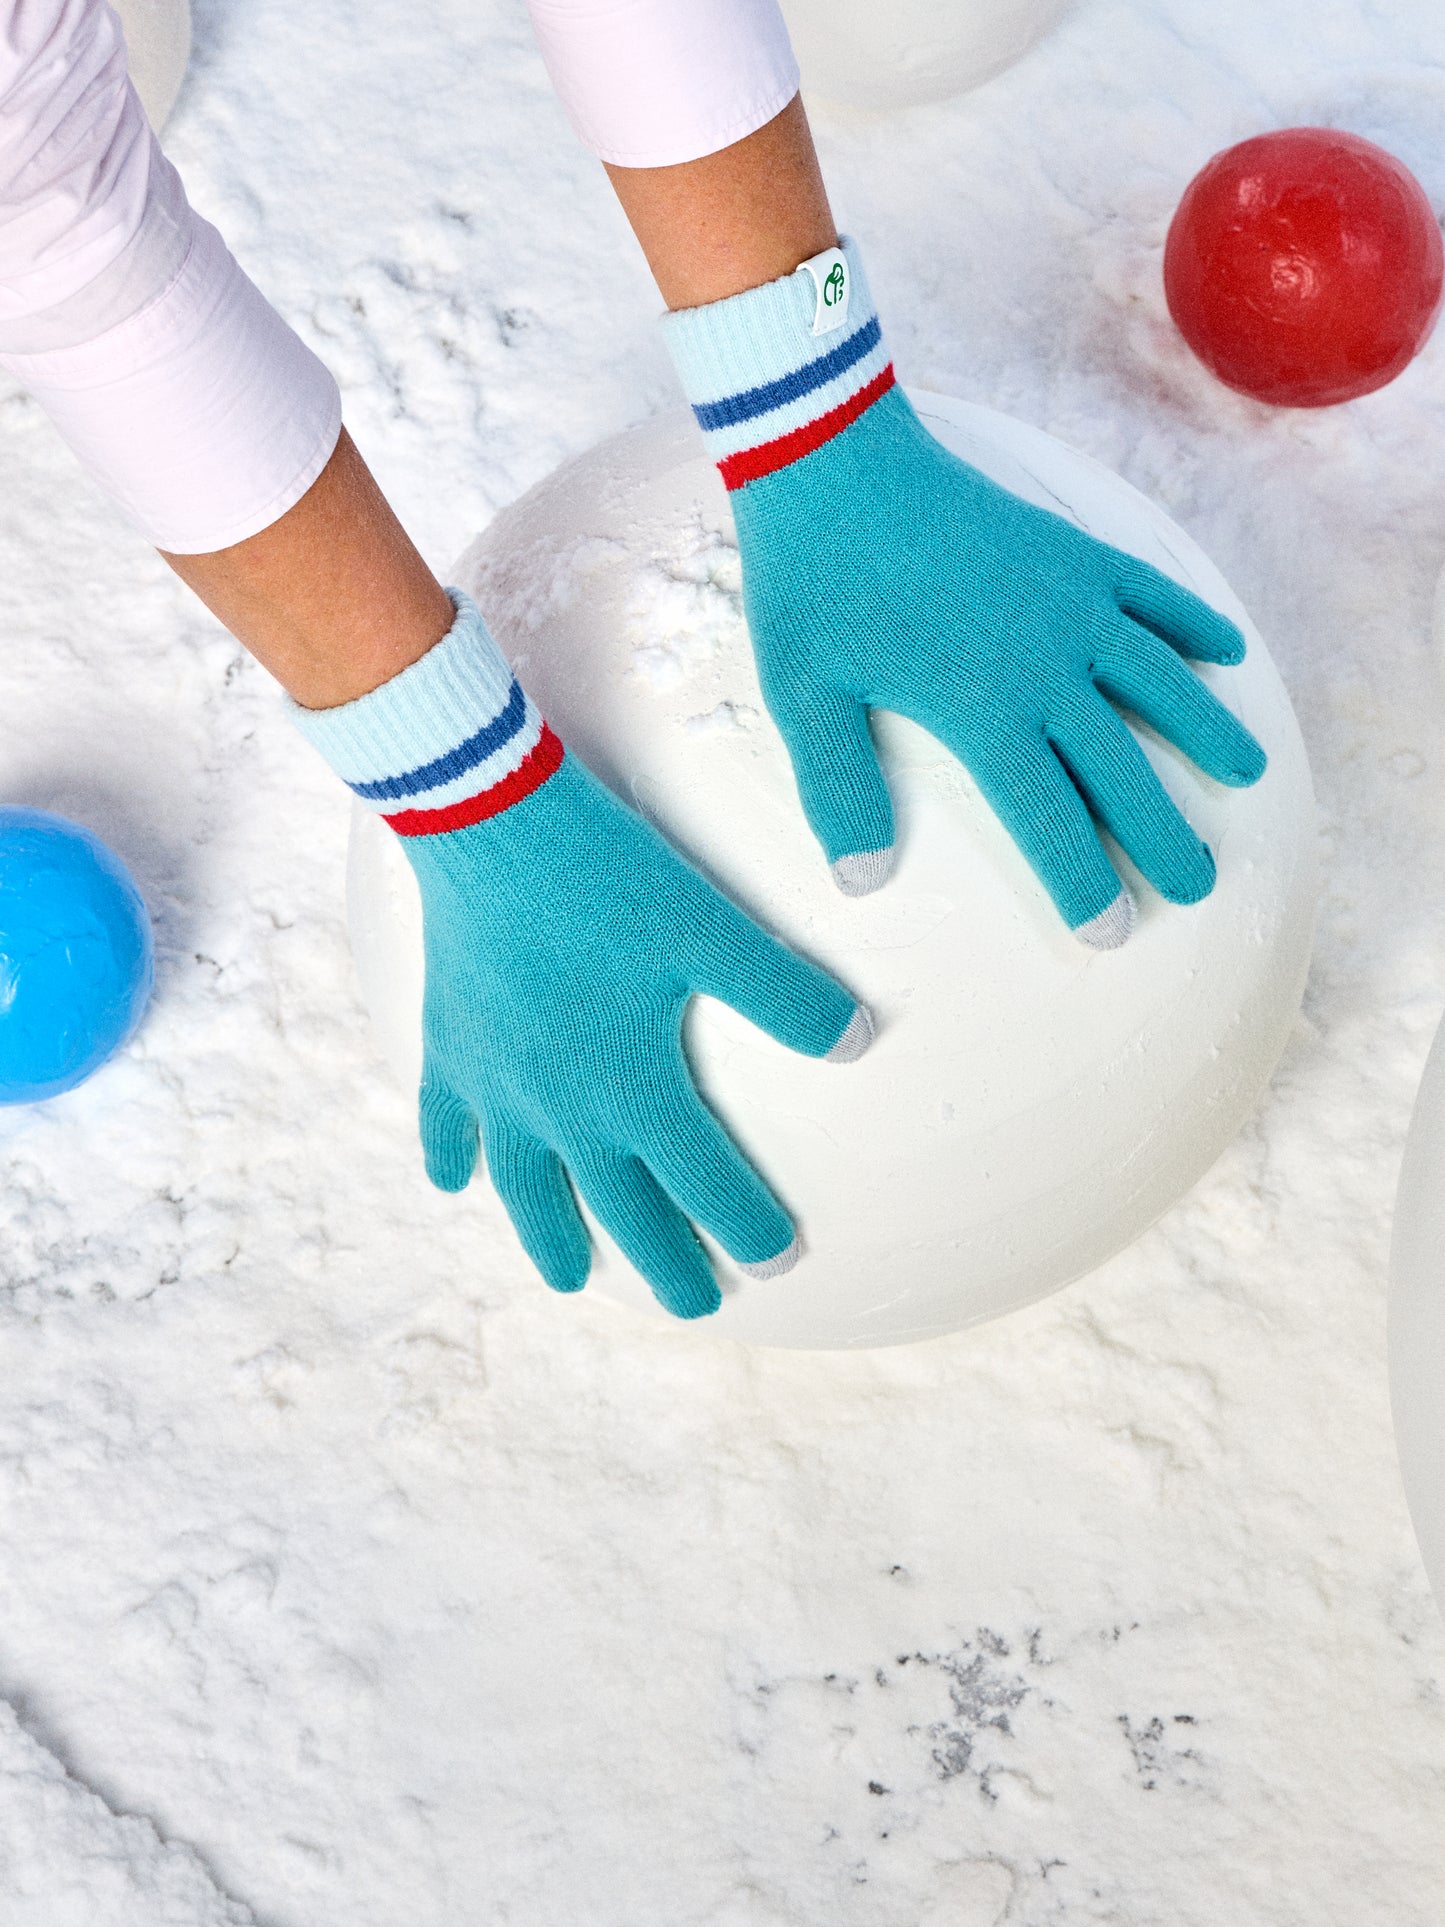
[662,238,895,488]
[288,591,563,838]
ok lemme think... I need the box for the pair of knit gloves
[293,241,1265,1320]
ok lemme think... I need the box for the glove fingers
[419,1075,479,1192]
[483,1113,591,1294]
[1050,698,1217,906]
[684,891,871,1062]
[771,684,896,895]
[641,1081,798,1274]
[1094,629,1266,788]
[1112,558,1246,666]
[572,1150,721,1321]
[954,734,1131,945]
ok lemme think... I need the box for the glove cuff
[662,236,894,491]
[287,590,563,837]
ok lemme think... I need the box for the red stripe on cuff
[717,364,896,491]
[383,723,565,836]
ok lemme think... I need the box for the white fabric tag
[796,246,850,337]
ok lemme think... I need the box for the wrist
[288,590,563,838]
[604,95,837,310]
[662,237,894,491]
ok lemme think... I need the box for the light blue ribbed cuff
[662,235,878,409]
[287,588,516,789]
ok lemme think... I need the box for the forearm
[526,0,829,305]
[161,429,453,710]
[0,0,431,709]
[603,95,836,311]
[169,86,835,713]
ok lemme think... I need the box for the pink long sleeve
[0,0,340,552]
[526,0,799,167]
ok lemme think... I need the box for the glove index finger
[640,1077,799,1277]
[953,729,1133,948]
[766,681,896,894]
[684,890,872,1063]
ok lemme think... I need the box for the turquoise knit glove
[291,593,869,1320]
[665,240,1267,946]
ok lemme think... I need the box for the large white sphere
[112,0,192,130]
[1433,558,1445,672]
[779,0,1073,111]
[1390,1017,1445,1619]
[348,395,1317,1349]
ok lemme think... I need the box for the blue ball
[0,808,154,1104]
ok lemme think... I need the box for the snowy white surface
[2,0,1445,1920]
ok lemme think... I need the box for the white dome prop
[1433,559,1445,674]
[348,394,1318,1350]
[1389,1018,1445,1618]
[113,0,192,130]
[780,0,1074,112]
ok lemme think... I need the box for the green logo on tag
[824,262,845,307]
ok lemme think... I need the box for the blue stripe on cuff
[691,315,882,432]
[349,677,528,800]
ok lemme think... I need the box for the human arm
[0,0,870,1315]
[171,439,872,1321]
[604,93,835,310]
[525,1,1266,942]
[160,428,454,707]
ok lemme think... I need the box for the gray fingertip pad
[738,1235,802,1282]
[825,1004,875,1064]
[1074,891,1137,951]
[832,847,896,896]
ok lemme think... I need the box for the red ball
[1163,128,1444,407]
